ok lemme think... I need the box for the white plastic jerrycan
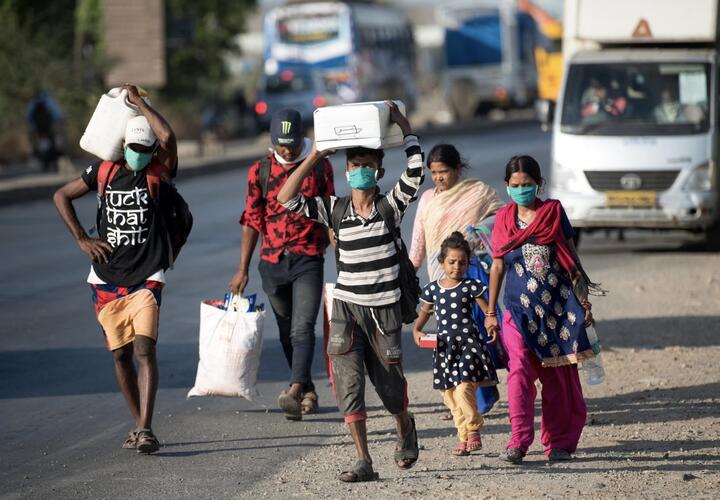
[79,87,150,161]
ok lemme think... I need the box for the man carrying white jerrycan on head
[53,84,182,454]
[277,101,423,482]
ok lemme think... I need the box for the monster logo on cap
[271,109,303,147]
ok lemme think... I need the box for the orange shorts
[96,288,160,351]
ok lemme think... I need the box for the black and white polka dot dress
[420,278,499,390]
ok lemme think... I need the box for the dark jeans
[258,254,324,392]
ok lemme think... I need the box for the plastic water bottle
[582,325,605,385]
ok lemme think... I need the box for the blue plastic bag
[466,255,507,414]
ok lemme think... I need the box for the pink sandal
[453,441,469,456]
[466,431,482,453]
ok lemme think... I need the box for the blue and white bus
[263,1,417,110]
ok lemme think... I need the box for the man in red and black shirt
[229,109,334,420]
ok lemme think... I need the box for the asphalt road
[0,123,705,499]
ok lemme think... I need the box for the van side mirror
[535,99,554,131]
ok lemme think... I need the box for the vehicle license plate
[605,191,657,208]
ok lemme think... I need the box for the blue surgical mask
[346,168,378,190]
[507,185,538,206]
[124,146,154,172]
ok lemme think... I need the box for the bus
[263,1,417,110]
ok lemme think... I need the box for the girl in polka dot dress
[413,232,499,456]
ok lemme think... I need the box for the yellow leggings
[442,382,484,442]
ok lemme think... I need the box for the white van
[549,0,718,244]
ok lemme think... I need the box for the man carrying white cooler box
[278,100,423,483]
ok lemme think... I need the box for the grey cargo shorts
[327,299,408,423]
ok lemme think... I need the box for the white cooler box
[314,100,405,151]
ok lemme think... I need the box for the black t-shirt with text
[82,161,169,286]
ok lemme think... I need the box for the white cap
[124,116,157,147]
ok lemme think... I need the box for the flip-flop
[338,459,379,483]
[394,414,419,469]
[122,430,138,450]
[278,390,302,421]
[136,429,160,454]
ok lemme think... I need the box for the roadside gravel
[241,246,720,499]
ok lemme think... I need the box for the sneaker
[548,448,572,461]
[499,447,525,464]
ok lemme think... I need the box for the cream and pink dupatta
[412,179,503,281]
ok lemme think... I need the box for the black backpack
[331,195,420,324]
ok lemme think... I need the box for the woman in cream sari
[410,144,504,280]
[410,144,505,415]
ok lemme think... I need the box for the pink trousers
[503,314,587,455]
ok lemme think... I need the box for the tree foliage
[0,2,94,161]
[164,0,256,102]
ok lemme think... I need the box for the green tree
[164,0,256,101]
[0,0,104,162]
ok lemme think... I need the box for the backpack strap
[97,161,121,196]
[260,156,327,199]
[145,161,172,201]
[330,196,351,241]
[314,160,327,196]
[330,196,352,265]
[376,195,400,241]
[258,156,272,198]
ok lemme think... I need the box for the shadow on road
[594,316,720,349]
[0,338,316,399]
[584,382,720,427]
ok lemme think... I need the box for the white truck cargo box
[313,100,405,151]
[568,0,717,44]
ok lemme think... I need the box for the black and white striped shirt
[283,135,424,307]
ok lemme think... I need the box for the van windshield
[560,62,710,135]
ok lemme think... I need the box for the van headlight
[549,161,583,193]
[683,162,713,192]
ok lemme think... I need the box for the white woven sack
[187,300,266,400]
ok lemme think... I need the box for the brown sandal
[278,390,302,421]
[122,430,138,450]
[136,429,160,454]
[300,390,319,415]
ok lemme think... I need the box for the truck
[549,0,719,245]
[517,0,564,128]
[439,0,536,120]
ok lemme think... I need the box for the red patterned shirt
[240,153,335,263]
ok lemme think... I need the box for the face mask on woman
[346,168,378,190]
[506,185,538,207]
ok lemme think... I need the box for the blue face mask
[346,168,378,190]
[507,185,538,206]
[124,146,154,172]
